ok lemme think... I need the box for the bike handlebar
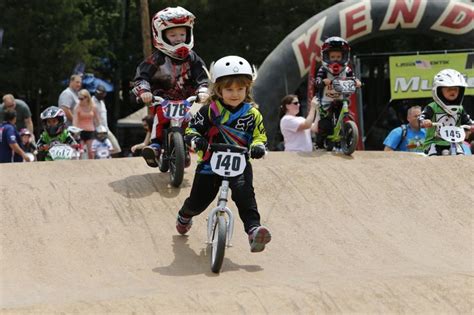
[431,122,471,129]
[209,143,248,155]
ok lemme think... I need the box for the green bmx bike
[325,78,359,156]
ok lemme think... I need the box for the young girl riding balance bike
[175,55,272,253]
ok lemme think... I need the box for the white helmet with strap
[210,55,257,83]
[151,6,195,60]
[432,69,468,116]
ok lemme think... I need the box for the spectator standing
[279,95,318,152]
[383,106,425,152]
[0,94,34,140]
[0,110,30,163]
[91,84,121,154]
[58,74,82,124]
[73,89,100,159]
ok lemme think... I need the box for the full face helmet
[152,6,195,60]
[40,106,66,136]
[432,69,468,116]
[96,125,108,142]
[210,55,256,83]
[321,36,351,75]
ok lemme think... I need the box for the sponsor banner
[389,52,474,100]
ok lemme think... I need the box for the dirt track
[1,152,473,314]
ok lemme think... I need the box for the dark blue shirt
[0,122,20,163]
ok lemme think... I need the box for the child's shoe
[185,151,191,168]
[176,214,193,235]
[248,226,271,253]
[142,146,159,168]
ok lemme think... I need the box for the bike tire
[169,132,185,187]
[341,121,359,155]
[210,215,227,273]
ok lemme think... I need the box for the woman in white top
[279,95,318,152]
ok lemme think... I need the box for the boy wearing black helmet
[313,36,361,149]
[36,106,77,161]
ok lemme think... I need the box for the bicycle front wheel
[341,121,359,155]
[210,215,227,273]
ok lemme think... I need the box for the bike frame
[327,100,351,143]
[207,178,235,247]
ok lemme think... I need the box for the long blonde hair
[77,89,94,111]
[210,75,258,107]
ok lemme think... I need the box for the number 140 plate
[210,151,246,177]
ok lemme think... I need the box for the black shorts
[80,130,95,141]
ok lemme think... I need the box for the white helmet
[152,6,195,60]
[96,125,108,141]
[432,69,468,116]
[210,55,256,83]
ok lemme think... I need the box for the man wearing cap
[92,84,121,154]
[0,94,34,141]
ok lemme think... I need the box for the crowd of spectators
[0,74,121,163]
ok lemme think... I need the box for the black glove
[250,144,266,159]
[190,136,208,152]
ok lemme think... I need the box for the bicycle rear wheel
[210,215,227,273]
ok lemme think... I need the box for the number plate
[210,151,246,177]
[333,79,356,94]
[49,145,74,160]
[438,126,465,143]
[163,101,189,120]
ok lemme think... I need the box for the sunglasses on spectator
[79,97,87,100]
[290,101,300,105]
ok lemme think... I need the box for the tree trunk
[139,0,152,58]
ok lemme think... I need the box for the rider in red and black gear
[131,6,209,168]
[313,36,360,149]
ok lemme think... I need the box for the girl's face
[221,82,247,107]
[165,27,187,46]
[442,87,460,101]
[21,134,30,145]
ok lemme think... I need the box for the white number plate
[438,126,465,143]
[49,145,74,160]
[210,151,246,177]
[164,102,187,119]
[334,79,356,93]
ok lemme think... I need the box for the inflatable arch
[252,0,473,148]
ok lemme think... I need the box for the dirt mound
[1,152,473,313]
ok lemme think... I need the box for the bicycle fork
[207,179,235,247]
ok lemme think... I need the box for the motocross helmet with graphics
[321,36,350,75]
[210,55,257,83]
[152,6,195,60]
[96,125,108,142]
[432,69,467,116]
[40,106,66,137]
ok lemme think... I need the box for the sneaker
[248,226,271,253]
[185,152,191,168]
[142,146,159,168]
[176,214,193,235]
